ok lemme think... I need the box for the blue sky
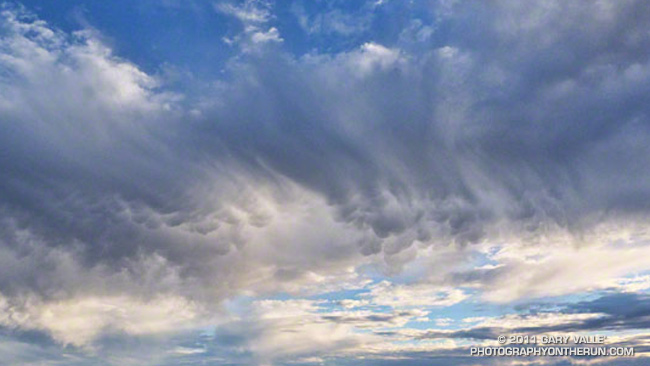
[1,1,650,365]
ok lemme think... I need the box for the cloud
[290,3,374,37]
[202,0,650,271]
[415,293,650,345]
[214,0,272,24]
[2,0,650,364]
[251,27,282,44]
[208,293,458,365]
[215,0,282,51]
[363,281,468,308]
[445,232,650,302]
[211,299,371,365]
[0,6,369,348]
[0,293,200,347]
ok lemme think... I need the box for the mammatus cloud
[1,0,650,365]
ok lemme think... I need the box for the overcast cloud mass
[1,0,650,365]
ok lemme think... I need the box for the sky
[0,0,650,365]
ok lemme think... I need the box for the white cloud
[350,43,402,76]
[214,0,281,52]
[472,223,650,302]
[0,294,201,347]
[0,13,171,114]
[251,27,282,44]
[365,281,468,308]
[214,1,271,24]
[611,275,650,293]
[433,317,453,326]
[215,299,373,363]
[339,299,371,309]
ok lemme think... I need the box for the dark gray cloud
[2,0,650,299]
[206,0,650,250]
[565,293,650,329]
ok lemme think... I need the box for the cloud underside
[1,0,650,365]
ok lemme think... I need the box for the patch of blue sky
[282,0,445,54]
[16,0,444,80]
[19,0,234,77]
[311,287,370,302]
[276,0,377,53]
[406,298,504,331]
[515,289,634,314]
